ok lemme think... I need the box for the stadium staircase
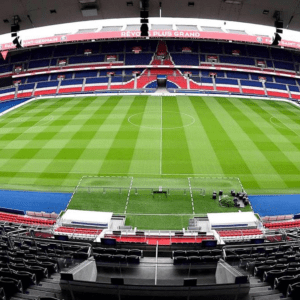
[224,243,300,300]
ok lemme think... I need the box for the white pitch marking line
[188,177,195,214]
[269,116,300,138]
[124,176,133,214]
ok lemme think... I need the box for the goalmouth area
[69,176,250,230]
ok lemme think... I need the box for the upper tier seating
[30,47,54,60]
[171,54,199,65]
[69,55,105,65]
[166,40,198,52]
[180,69,200,76]
[251,74,274,82]
[28,59,50,69]
[11,52,31,63]
[125,53,153,65]
[200,42,223,54]
[125,40,156,52]
[219,55,255,66]
[53,44,77,57]
[0,65,13,74]
[223,43,247,56]
[271,48,293,62]
[201,70,225,77]
[27,75,49,83]
[227,71,249,79]
[101,41,125,53]
[50,73,73,80]
[77,42,101,54]
[247,45,270,58]
[74,70,98,78]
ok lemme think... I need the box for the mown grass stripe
[128,96,161,175]
[225,98,300,183]
[32,96,125,186]
[99,95,149,174]
[189,96,254,177]
[162,96,194,175]
[207,97,283,187]
[176,96,224,175]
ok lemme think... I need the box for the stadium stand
[240,80,265,95]
[34,81,59,96]
[59,79,83,93]
[17,83,35,98]
[215,78,240,93]
[2,39,300,100]
[84,77,109,91]
[0,87,16,101]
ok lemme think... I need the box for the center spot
[128,111,195,130]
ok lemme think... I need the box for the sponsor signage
[1,30,300,51]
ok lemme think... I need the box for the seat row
[173,255,221,265]
[264,220,300,229]
[0,212,56,227]
[105,234,213,246]
[93,247,142,257]
[218,229,263,237]
[225,244,297,255]
[55,226,103,235]
[173,249,222,258]
[93,253,140,264]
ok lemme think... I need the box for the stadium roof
[1,0,300,35]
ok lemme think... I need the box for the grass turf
[1,95,300,229]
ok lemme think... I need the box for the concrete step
[249,286,279,297]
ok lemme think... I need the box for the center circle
[128,111,195,130]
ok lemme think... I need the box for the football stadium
[0,0,300,299]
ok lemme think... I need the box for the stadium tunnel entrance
[157,75,167,88]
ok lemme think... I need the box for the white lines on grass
[160,96,163,175]
[66,175,85,211]
[127,111,195,130]
[237,177,246,193]
[269,116,300,137]
[188,177,195,214]
[124,213,199,216]
[124,177,133,213]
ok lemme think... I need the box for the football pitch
[0,95,300,229]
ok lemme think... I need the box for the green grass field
[1,95,300,229]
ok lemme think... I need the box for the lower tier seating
[0,212,56,227]
[55,226,102,236]
[264,220,300,230]
[105,234,214,246]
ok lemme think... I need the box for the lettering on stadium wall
[2,29,300,51]
[121,31,201,38]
